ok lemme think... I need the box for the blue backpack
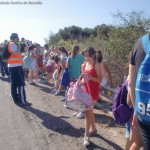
[112,80,133,124]
[61,68,70,88]
[135,34,150,124]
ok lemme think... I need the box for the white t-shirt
[10,42,17,52]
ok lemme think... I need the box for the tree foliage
[45,11,150,85]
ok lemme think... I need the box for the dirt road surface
[0,76,125,150]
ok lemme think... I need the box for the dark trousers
[9,66,26,104]
[138,118,150,150]
[0,60,9,77]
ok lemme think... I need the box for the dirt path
[0,76,125,150]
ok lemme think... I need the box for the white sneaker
[37,79,41,82]
[72,112,78,117]
[50,89,57,94]
[83,136,90,146]
[63,104,68,109]
[76,112,84,119]
[39,74,44,78]
[38,79,47,83]
[54,90,61,96]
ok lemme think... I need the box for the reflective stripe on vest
[7,43,22,65]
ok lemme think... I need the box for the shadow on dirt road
[22,106,84,137]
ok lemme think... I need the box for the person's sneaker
[42,80,48,84]
[16,103,24,107]
[63,104,68,109]
[14,101,22,106]
[38,79,48,84]
[24,102,32,106]
[54,90,61,96]
[83,136,90,146]
[14,101,26,107]
[125,130,130,139]
[50,89,57,94]
[38,79,43,83]
[72,112,78,117]
[76,112,84,119]
[60,97,65,101]
[39,74,44,78]
[29,81,36,85]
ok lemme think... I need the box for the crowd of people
[0,32,150,149]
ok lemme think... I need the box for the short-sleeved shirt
[67,54,85,79]
[9,42,18,52]
[130,37,146,72]
[8,42,22,67]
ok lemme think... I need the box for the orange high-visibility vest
[7,42,22,65]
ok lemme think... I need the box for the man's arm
[128,64,137,107]
[9,42,21,54]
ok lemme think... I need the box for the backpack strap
[142,34,150,54]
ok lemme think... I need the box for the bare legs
[84,108,96,137]
[28,69,34,82]
[125,122,143,150]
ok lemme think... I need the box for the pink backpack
[67,74,93,112]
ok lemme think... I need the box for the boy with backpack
[112,67,142,149]
[129,34,150,150]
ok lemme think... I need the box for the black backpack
[2,42,12,60]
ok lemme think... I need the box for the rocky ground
[0,76,126,150]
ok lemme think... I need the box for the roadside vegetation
[45,11,150,85]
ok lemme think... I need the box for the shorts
[137,118,150,150]
[29,61,38,70]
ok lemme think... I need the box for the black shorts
[137,117,150,150]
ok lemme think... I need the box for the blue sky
[0,0,149,45]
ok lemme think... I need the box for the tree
[44,10,150,86]
[105,10,150,85]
